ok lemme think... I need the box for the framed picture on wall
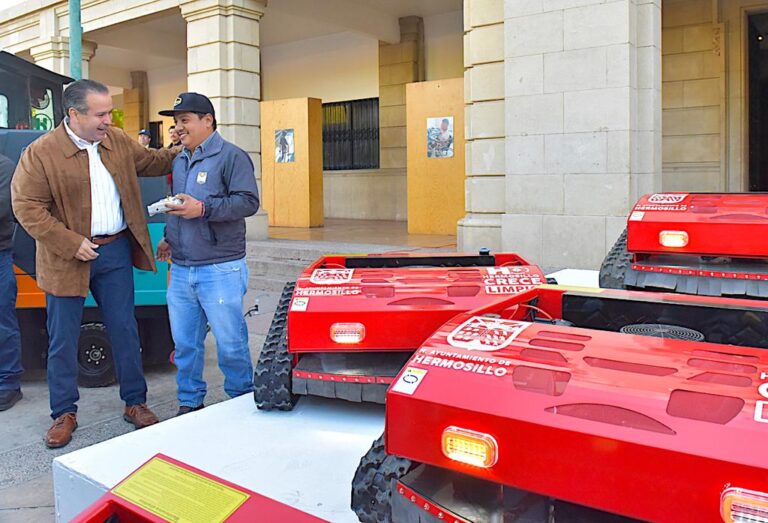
[426,116,454,158]
[275,128,295,163]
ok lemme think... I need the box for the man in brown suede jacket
[12,79,177,448]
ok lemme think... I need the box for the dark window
[149,121,163,148]
[323,98,379,170]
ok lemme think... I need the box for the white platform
[53,396,385,522]
[53,269,599,522]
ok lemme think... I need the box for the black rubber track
[351,434,412,523]
[253,282,297,411]
[599,228,631,290]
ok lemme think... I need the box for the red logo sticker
[648,193,688,204]
[447,316,531,352]
[310,269,354,285]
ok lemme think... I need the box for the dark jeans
[0,249,23,391]
[46,235,147,419]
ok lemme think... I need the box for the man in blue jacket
[156,93,259,416]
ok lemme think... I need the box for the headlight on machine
[659,230,689,248]
[722,487,768,523]
[330,323,366,344]
[441,426,498,468]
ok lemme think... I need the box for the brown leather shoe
[45,413,77,449]
[123,403,159,429]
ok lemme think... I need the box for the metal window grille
[323,98,379,170]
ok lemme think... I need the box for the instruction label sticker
[112,457,248,523]
[291,297,309,311]
[447,317,531,352]
[310,268,354,285]
[392,367,427,395]
[628,211,645,221]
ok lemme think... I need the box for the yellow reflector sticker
[442,426,498,468]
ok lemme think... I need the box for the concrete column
[30,37,97,78]
[30,37,70,76]
[379,16,424,171]
[498,0,662,268]
[181,0,267,240]
[123,71,149,140]
[80,40,97,79]
[458,0,506,252]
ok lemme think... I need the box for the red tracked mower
[351,284,768,523]
[253,251,548,411]
[601,192,768,298]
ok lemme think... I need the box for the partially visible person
[138,129,151,148]
[0,152,23,412]
[11,79,177,448]
[155,92,259,416]
[167,125,181,149]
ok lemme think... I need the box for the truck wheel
[599,228,631,290]
[77,323,117,388]
[253,282,297,411]
[351,434,413,523]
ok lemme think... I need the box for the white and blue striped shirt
[63,120,125,236]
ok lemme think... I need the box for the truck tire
[351,434,413,523]
[253,282,297,411]
[77,323,117,388]
[599,228,631,290]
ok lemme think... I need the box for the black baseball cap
[138,129,151,136]
[159,92,215,117]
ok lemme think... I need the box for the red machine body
[288,253,544,354]
[73,454,326,523]
[255,252,546,409]
[600,193,768,297]
[381,286,768,523]
[627,192,768,258]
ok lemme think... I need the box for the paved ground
[0,288,281,522]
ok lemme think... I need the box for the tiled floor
[268,218,457,249]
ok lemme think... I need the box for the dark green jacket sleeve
[0,153,15,250]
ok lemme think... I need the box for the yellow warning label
[112,457,249,523]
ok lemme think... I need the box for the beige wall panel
[663,106,719,136]
[260,98,324,227]
[661,0,723,192]
[406,78,465,235]
[662,135,720,163]
[661,0,711,28]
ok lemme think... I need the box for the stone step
[247,258,307,280]
[248,274,296,293]
[246,239,418,264]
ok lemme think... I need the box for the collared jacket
[11,123,176,297]
[165,131,259,266]
[0,153,15,252]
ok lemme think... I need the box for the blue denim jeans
[0,249,23,391]
[46,235,147,419]
[167,258,253,407]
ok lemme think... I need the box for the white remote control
[147,196,183,216]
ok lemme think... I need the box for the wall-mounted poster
[275,128,295,163]
[426,116,454,158]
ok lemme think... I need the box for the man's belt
[91,229,126,246]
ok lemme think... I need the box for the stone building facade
[0,0,760,268]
